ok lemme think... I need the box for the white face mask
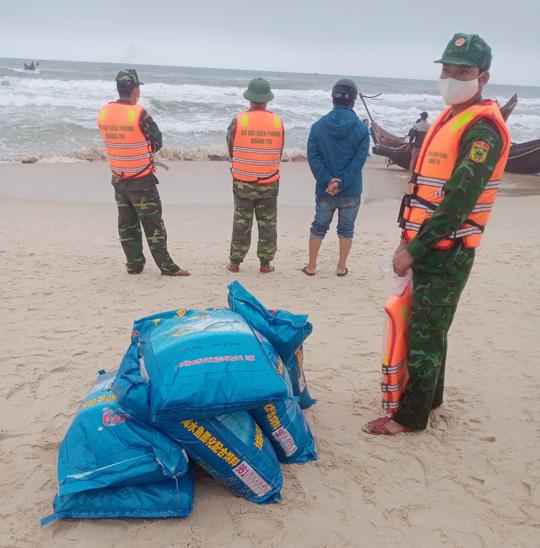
[438,76,481,106]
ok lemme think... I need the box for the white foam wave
[0,146,307,164]
[1,73,539,156]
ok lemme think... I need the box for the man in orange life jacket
[365,34,511,434]
[97,69,189,276]
[226,78,284,273]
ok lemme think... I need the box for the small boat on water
[23,61,40,73]
[368,94,540,175]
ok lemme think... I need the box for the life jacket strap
[397,193,412,227]
[231,167,279,183]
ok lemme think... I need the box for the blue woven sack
[42,469,194,525]
[58,370,188,497]
[250,338,317,464]
[118,308,288,421]
[227,281,316,408]
[168,412,282,504]
[113,344,282,504]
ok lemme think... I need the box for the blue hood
[320,107,359,139]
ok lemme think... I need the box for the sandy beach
[1,158,539,548]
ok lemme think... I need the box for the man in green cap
[364,34,511,434]
[97,69,190,276]
[226,78,284,273]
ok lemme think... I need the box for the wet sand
[0,157,538,206]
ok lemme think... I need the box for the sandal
[162,268,191,277]
[226,263,240,273]
[301,265,316,276]
[363,417,412,435]
[337,268,348,277]
[259,264,275,273]
[363,417,395,435]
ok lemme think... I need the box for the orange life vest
[97,102,155,180]
[400,100,511,249]
[231,110,283,184]
[381,279,412,413]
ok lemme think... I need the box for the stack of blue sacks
[43,282,317,523]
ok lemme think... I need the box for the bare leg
[337,237,352,275]
[306,238,323,274]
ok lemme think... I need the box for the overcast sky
[1,0,539,86]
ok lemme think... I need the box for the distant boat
[369,94,540,175]
[23,61,40,73]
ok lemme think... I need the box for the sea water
[1,57,539,162]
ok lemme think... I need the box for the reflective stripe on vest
[231,110,283,184]
[97,102,155,180]
[402,100,511,249]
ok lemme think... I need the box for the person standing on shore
[408,111,430,176]
[97,70,190,276]
[302,79,370,277]
[364,34,511,434]
[226,78,284,273]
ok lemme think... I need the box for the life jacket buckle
[397,193,412,227]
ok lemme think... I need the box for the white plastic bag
[380,254,412,296]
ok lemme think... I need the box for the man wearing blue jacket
[303,79,370,276]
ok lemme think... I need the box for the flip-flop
[162,268,191,277]
[337,268,348,277]
[259,264,275,273]
[301,265,316,276]
[363,417,394,435]
[175,268,191,277]
[363,417,413,435]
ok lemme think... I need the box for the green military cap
[435,33,492,71]
[115,69,144,86]
[243,78,274,102]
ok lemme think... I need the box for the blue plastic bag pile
[42,282,317,524]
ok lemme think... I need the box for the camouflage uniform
[105,95,180,275]
[394,117,503,430]
[114,177,178,275]
[229,179,279,265]
[227,112,282,266]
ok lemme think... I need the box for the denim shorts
[310,194,361,240]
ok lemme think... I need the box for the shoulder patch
[469,140,490,164]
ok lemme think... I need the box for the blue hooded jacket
[307,106,370,197]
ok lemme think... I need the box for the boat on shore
[368,94,540,175]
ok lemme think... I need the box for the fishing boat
[366,94,540,174]
[505,139,540,174]
[23,61,40,73]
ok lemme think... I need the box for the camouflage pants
[114,185,179,274]
[229,180,279,265]
[393,251,475,430]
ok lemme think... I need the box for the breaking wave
[1,59,539,159]
[0,147,308,164]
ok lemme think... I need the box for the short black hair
[117,82,137,98]
[333,97,354,107]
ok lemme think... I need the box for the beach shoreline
[1,161,539,547]
[0,156,538,206]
